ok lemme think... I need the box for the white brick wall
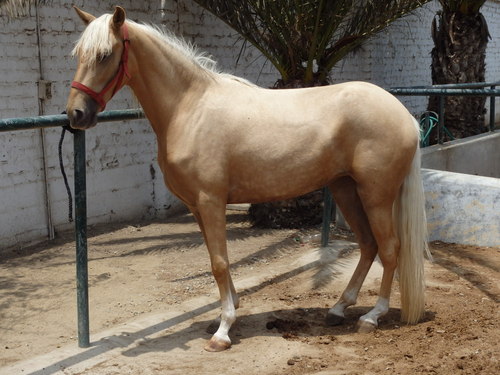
[1,0,499,249]
[0,1,176,248]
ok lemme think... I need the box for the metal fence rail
[0,83,499,348]
[388,80,500,143]
[0,109,144,132]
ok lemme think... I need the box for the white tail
[394,118,432,324]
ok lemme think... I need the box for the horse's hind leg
[326,177,378,325]
[189,198,238,352]
[355,190,400,333]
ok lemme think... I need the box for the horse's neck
[127,28,211,138]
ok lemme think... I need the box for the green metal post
[490,85,496,132]
[438,96,445,144]
[422,113,430,147]
[73,129,90,348]
[321,187,333,247]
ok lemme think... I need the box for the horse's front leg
[191,198,238,352]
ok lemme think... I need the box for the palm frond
[192,0,431,85]
[0,0,48,18]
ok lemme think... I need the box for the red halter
[71,24,131,111]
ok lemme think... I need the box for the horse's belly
[227,156,342,204]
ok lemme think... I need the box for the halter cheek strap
[71,24,131,111]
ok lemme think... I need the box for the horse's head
[66,6,130,129]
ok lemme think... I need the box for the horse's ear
[73,6,95,25]
[112,6,126,30]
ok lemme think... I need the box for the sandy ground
[0,210,498,374]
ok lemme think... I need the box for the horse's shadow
[119,306,436,357]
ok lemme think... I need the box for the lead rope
[59,116,74,222]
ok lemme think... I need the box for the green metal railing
[1,83,499,348]
[0,109,144,348]
[388,80,500,143]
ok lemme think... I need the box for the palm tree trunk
[428,10,490,142]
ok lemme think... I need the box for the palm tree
[428,0,490,141]
[192,0,430,228]
[193,0,430,89]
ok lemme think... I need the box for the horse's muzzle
[66,99,98,130]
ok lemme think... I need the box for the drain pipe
[35,0,55,240]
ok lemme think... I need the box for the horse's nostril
[72,109,84,123]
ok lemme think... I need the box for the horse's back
[215,80,416,147]
[218,80,418,173]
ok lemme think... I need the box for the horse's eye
[97,53,111,63]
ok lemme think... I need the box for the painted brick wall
[0,0,177,248]
[1,0,499,249]
[1,9,54,246]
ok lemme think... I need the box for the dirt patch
[0,211,498,374]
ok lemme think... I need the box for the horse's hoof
[325,312,345,326]
[204,336,231,352]
[356,319,377,333]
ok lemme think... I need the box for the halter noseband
[71,24,131,111]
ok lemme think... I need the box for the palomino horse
[66,6,430,352]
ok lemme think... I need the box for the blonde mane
[72,14,115,66]
[72,14,255,86]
